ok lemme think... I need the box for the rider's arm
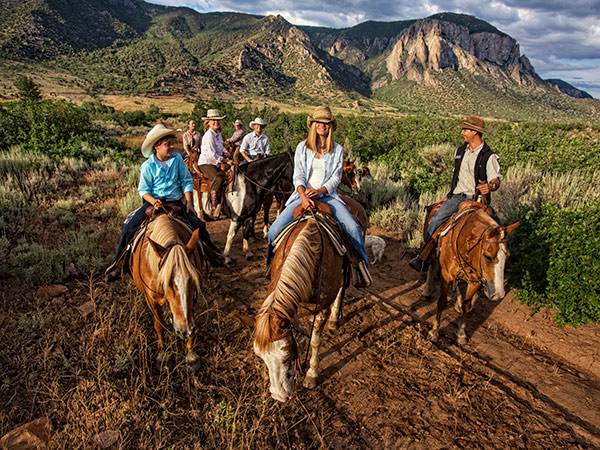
[264,136,271,156]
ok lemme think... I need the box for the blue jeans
[267,196,369,267]
[111,200,217,264]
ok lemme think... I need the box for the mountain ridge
[0,0,597,121]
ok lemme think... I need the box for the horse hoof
[457,335,467,346]
[245,251,254,260]
[224,256,232,266]
[303,375,318,389]
[427,330,439,343]
[420,294,431,301]
[328,320,341,329]
[186,353,201,371]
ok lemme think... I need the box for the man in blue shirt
[105,124,224,282]
[239,117,271,162]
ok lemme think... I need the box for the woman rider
[266,106,372,287]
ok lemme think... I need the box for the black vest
[448,142,495,204]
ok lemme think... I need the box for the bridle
[450,212,507,287]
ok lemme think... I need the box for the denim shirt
[285,140,344,206]
[138,152,193,201]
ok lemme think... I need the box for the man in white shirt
[239,117,271,163]
[409,116,502,272]
[182,119,201,159]
[197,109,230,216]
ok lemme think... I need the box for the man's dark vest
[448,142,495,204]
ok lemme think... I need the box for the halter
[268,309,308,376]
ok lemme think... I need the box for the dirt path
[207,210,600,448]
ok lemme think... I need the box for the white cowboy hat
[141,124,179,158]
[201,109,226,120]
[233,119,243,126]
[249,117,267,127]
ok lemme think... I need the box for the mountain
[545,79,593,99]
[0,1,597,121]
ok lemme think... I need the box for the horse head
[464,217,519,301]
[342,159,361,193]
[235,308,302,403]
[147,223,202,339]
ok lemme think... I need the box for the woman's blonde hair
[305,122,334,153]
[203,120,210,132]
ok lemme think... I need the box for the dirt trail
[207,209,600,447]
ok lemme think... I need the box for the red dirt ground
[208,210,600,448]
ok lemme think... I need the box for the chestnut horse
[421,204,518,345]
[237,213,350,402]
[130,214,204,369]
[341,158,361,194]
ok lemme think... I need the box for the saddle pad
[273,211,347,257]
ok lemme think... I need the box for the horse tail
[156,245,201,296]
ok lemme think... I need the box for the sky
[148,0,600,99]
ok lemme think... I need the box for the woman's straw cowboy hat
[141,124,180,158]
[201,109,226,120]
[234,119,243,126]
[307,106,337,131]
[459,116,486,133]
[249,117,267,127]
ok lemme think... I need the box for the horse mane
[145,215,201,295]
[255,220,322,351]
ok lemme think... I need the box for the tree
[16,76,41,102]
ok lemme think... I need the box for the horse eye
[280,319,289,329]
[484,254,493,262]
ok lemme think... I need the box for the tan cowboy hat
[459,116,486,133]
[249,117,267,127]
[234,119,243,126]
[201,109,226,120]
[141,124,179,158]
[307,106,337,131]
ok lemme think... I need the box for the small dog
[365,235,386,264]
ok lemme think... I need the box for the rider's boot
[209,190,219,217]
[355,260,372,288]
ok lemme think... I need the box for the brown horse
[341,158,361,194]
[237,212,350,402]
[421,204,518,345]
[130,214,204,369]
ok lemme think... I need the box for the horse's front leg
[428,277,449,343]
[223,219,243,264]
[151,303,171,370]
[457,282,480,345]
[303,308,330,389]
[421,257,439,299]
[263,192,273,239]
[185,335,201,371]
[242,217,254,259]
[328,285,345,329]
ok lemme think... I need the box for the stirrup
[355,261,372,288]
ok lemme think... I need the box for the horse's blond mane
[145,215,201,295]
[255,220,322,351]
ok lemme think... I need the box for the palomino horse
[237,211,349,402]
[341,159,361,194]
[421,203,518,345]
[130,213,204,369]
[223,152,293,263]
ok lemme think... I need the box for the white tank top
[307,157,325,189]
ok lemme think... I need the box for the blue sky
[148,0,600,98]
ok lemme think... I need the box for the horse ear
[351,157,356,163]
[148,238,168,258]
[504,222,520,235]
[233,313,256,328]
[186,229,200,255]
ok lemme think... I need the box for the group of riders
[104,107,502,290]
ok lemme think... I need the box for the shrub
[509,203,600,327]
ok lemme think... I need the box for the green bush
[509,203,600,327]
